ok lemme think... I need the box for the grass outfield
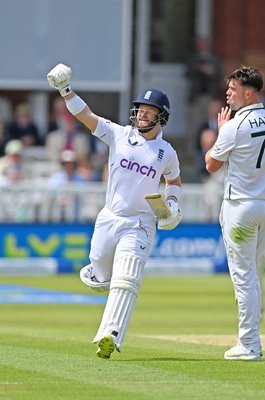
[0,274,265,400]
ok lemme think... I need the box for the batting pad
[93,255,144,351]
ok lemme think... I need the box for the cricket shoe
[80,265,110,293]
[224,343,262,361]
[96,334,115,359]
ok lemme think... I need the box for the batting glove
[47,63,72,97]
[158,200,182,230]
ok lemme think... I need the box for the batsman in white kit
[47,63,182,359]
[205,66,265,360]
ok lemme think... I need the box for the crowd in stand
[0,96,109,222]
[0,96,108,188]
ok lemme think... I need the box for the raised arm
[47,63,99,132]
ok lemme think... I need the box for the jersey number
[251,130,265,168]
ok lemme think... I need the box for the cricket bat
[144,193,171,219]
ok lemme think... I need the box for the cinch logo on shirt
[120,158,156,178]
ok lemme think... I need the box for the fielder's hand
[158,200,182,230]
[47,63,72,97]
[218,106,232,130]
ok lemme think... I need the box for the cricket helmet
[130,89,170,131]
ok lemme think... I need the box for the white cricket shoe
[96,334,115,359]
[224,343,262,361]
[80,265,110,293]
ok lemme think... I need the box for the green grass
[0,274,265,400]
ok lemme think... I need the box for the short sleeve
[163,146,180,180]
[210,120,237,162]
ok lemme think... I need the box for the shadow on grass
[112,357,224,362]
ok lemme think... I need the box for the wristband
[165,184,181,202]
[65,95,86,115]
[59,85,72,97]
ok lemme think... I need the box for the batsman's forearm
[74,105,99,132]
[164,183,181,202]
[65,93,99,132]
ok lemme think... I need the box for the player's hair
[226,66,263,92]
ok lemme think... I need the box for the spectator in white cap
[48,149,97,187]
[0,139,26,185]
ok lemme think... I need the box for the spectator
[76,153,102,182]
[48,149,91,187]
[0,139,32,222]
[195,99,223,175]
[45,111,90,162]
[4,103,40,147]
[0,139,26,185]
[48,149,97,222]
[196,98,224,150]
[0,96,12,125]
[186,37,224,154]
[48,96,68,132]
[198,128,217,177]
[0,119,6,157]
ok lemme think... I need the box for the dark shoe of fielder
[96,334,115,359]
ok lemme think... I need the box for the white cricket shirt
[210,103,265,200]
[93,117,180,216]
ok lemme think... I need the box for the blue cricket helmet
[131,88,170,128]
[133,89,170,112]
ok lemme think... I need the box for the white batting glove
[158,200,182,230]
[47,63,72,97]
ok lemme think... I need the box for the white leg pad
[93,255,144,351]
[80,264,110,293]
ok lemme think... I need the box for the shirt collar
[139,129,163,141]
[156,130,163,139]
[236,102,265,117]
[128,128,163,145]
[127,129,144,146]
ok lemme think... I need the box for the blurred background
[0,0,264,277]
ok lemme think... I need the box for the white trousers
[89,206,156,282]
[220,199,265,346]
